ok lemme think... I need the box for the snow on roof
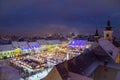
[69,72,93,80]
[12,41,29,50]
[28,42,39,46]
[37,40,47,45]
[37,40,61,45]
[98,38,120,60]
[28,42,40,48]
[18,42,28,46]
[0,45,14,51]
[46,40,61,45]
[12,41,19,48]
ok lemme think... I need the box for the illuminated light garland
[69,40,87,47]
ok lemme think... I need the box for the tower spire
[107,16,111,26]
[94,27,99,42]
[105,16,112,30]
[104,16,113,43]
[95,28,99,36]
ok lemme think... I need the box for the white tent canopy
[28,42,40,48]
[0,45,14,51]
[12,41,29,48]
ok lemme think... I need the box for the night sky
[0,0,120,37]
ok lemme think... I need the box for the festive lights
[69,40,87,47]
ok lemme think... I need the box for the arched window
[106,34,109,37]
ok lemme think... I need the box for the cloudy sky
[0,0,120,36]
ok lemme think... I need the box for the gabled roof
[12,41,19,48]
[37,40,47,45]
[28,42,40,48]
[92,45,113,62]
[44,62,68,80]
[98,38,120,61]
[0,45,14,51]
[46,40,61,45]
[28,42,39,45]
[93,45,108,56]
[43,66,63,80]
[44,40,120,79]
[12,41,28,48]
[55,62,68,80]
[18,42,28,47]
[69,72,93,80]
[44,60,94,80]
[67,50,97,75]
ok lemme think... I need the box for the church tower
[94,28,100,42]
[104,17,113,43]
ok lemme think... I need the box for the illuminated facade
[0,45,17,59]
[115,53,120,64]
[0,40,62,59]
[104,18,113,43]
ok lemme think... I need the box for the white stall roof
[28,42,39,45]
[46,40,61,45]
[28,42,40,48]
[18,42,28,46]
[99,38,120,60]
[12,41,19,48]
[0,45,14,51]
[37,40,47,45]
[12,41,29,48]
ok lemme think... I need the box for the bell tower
[94,28,100,42]
[104,17,113,43]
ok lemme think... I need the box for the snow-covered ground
[20,68,52,80]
